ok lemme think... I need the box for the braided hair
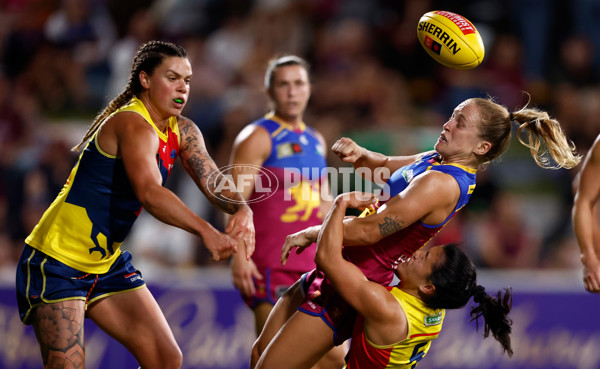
[419,244,514,357]
[72,41,188,151]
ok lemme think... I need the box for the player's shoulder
[590,134,600,159]
[233,121,271,152]
[107,110,154,135]
[303,124,327,145]
[412,169,462,198]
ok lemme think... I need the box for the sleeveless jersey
[25,97,180,274]
[343,152,476,285]
[248,113,327,272]
[344,288,445,369]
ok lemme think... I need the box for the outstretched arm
[315,192,408,344]
[573,134,600,293]
[282,170,459,265]
[331,137,431,182]
[111,112,236,261]
[178,117,255,258]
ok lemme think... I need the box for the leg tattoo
[33,302,84,369]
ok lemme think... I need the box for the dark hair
[73,41,188,151]
[264,55,310,90]
[469,97,580,169]
[420,244,514,357]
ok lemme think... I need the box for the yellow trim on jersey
[25,97,181,274]
[445,162,477,173]
[93,96,181,159]
[94,134,117,159]
[265,112,306,136]
[118,97,181,144]
[428,159,477,174]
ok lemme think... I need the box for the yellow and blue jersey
[345,288,445,369]
[25,97,180,274]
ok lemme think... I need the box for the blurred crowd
[1,0,600,278]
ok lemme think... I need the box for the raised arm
[573,134,600,293]
[178,117,255,258]
[108,112,236,261]
[315,193,409,344]
[331,137,431,182]
[282,170,459,264]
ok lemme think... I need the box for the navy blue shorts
[16,244,146,325]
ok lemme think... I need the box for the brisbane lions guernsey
[343,152,476,285]
[344,288,445,369]
[25,97,180,274]
[248,113,327,272]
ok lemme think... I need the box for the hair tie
[509,112,514,122]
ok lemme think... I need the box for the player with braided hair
[16,40,255,369]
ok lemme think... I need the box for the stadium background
[1,0,599,368]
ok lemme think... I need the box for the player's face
[269,65,311,123]
[144,56,192,119]
[434,100,488,161]
[396,246,445,289]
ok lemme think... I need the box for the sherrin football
[417,10,484,69]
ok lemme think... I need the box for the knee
[140,343,182,369]
[162,344,183,369]
[250,339,263,369]
[314,343,347,369]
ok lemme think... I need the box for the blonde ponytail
[513,108,581,169]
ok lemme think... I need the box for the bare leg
[32,300,86,369]
[255,310,336,369]
[253,302,274,335]
[313,343,347,369]
[86,286,182,369]
[251,280,305,368]
[251,281,347,369]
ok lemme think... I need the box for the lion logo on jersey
[281,180,321,222]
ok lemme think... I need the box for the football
[417,10,484,69]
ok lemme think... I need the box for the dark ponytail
[420,244,514,357]
[469,285,513,357]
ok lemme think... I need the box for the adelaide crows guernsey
[248,113,327,272]
[343,152,476,285]
[25,97,180,274]
[344,288,444,369]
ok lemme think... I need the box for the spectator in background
[41,0,116,110]
[105,7,158,102]
[472,190,542,268]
